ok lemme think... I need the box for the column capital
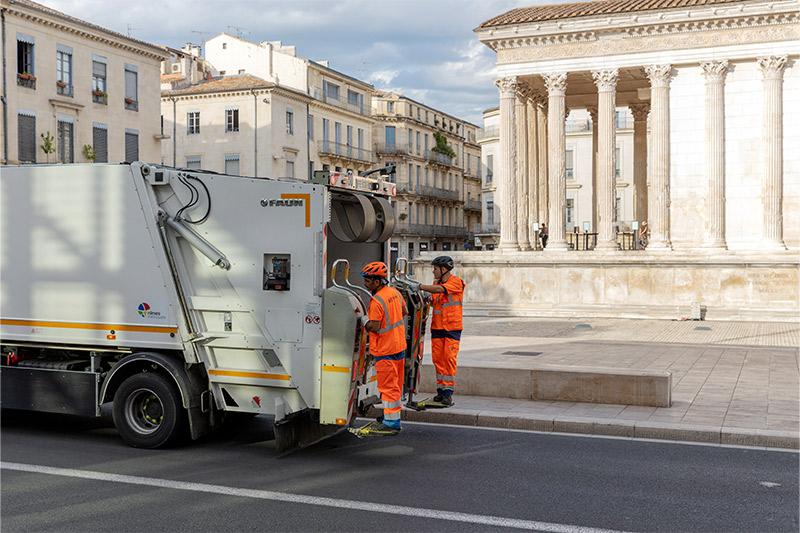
[531,90,548,108]
[542,72,568,96]
[645,64,673,88]
[757,55,788,80]
[700,60,729,82]
[629,103,650,122]
[495,76,518,97]
[515,83,533,102]
[591,69,619,92]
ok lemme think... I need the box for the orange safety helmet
[361,261,388,279]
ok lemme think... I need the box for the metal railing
[477,224,500,234]
[56,83,73,97]
[17,75,36,89]
[477,127,499,141]
[465,199,481,211]
[317,141,373,163]
[419,184,459,201]
[427,150,456,167]
[397,224,468,238]
[374,143,412,156]
[311,88,367,116]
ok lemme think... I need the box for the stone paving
[411,317,800,447]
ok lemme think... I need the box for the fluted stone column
[515,88,531,250]
[587,105,599,234]
[536,95,549,231]
[527,95,540,248]
[701,60,729,249]
[543,72,569,251]
[645,64,673,251]
[629,103,650,225]
[758,55,788,250]
[496,77,518,250]
[593,69,619,251]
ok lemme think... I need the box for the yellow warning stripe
[322,365,351,373]
[0,318,177,334]
[208,369,291,381]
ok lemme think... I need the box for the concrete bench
[418,363,672,407]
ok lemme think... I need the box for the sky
[43,0,559,124]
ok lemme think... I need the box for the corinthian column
[629,103,650,225]
[496,77,518,250]
[758,55,788,250]
[542,72,569,251]
[592,69,619,251]
[587,105,599,234]
[527,94,540,248]
[645,64,673,251]
[515,87,531,250]
[536,95,549,232]
[701,60,729,250]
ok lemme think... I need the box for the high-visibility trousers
[431,330,461,393]
[375,354,404,426]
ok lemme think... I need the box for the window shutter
[125,132,139,162]
[17,114,36,163]
[125,69,137,99]
[93,127,108,163]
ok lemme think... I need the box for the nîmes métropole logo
[137,303,164,320]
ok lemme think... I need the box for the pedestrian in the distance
[540,223,549,248]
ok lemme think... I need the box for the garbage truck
[0,162,427,452]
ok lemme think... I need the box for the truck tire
[112,372,186,448]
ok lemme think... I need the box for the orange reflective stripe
[368,286,407,356]
[0,318,177,334]
[322,365,351,373]
[208,369,291,381]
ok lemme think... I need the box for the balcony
[374,143,413,157]
[318,141,373,164]
[477,127,498,141]
[566,119,591,133]
[125,98,138,111]
[311,88,367,116]
[92,90,107,105]
[477,224,500,234]
[418,184,459,202]
[56,82,73,97]
[427,150,456,167]
[396,224,468,238]
[464,199,481,211]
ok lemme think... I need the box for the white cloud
[368,69,400,86]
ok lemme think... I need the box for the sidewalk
[402,317,800,449]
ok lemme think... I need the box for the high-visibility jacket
[431,275,465,331]
[368,284,407,357]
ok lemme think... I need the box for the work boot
[433,394,453,407]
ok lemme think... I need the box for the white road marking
[759,481,782,488]
[2,461,630,533]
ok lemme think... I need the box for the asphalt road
[2,410,798,532]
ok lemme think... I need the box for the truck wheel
[112,372,186,448]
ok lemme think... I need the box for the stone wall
[414,251,800,322]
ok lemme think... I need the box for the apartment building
[372,92,482,263]
[1,0,167,165]
[476,107,499,250]
[162,33,375,179]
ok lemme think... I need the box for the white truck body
[0,162,402,450]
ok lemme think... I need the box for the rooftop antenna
[226,25,249,39]
[126,23,138,38]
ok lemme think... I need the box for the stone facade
[1,0,167,165]
[440,0,800,321]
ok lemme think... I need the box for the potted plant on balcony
[56,80,67,89]
[40,131,55,163]
[93,89,106,97]
[82,144,96,162]
[18,72,36,81]
[124,97,137,106]
[399,212,408,221]
[431,132,456,159]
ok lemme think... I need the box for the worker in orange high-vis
[351,261,408,437]
[415,255,464,408]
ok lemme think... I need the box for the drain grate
[502,351,543,356]
[575,323,592,329]
[694,326,712,331]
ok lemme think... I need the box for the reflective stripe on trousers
[431,337,460,392]
[376,358,404,421]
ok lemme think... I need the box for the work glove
[407,281,422,292]
[359,315,370,328]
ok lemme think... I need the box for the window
[286,109,294,135]
[125,130,139,162]
[187,112,200,135]
[387,101,394,113]
[486,200,494,226]
[186,156,201,170]
[322,118,330,151]
[124,65,138,110]
[566,198,574,227]
[17,112,36,163]
[416,131,421,154]
[424,134,429,156]
[222,42,227,49]
[17,35,35,88]
[416,166,421,189]
[92,58,107,104]
[614,195,621,222]
[566,150,574,179]
[407,128,413,150]
[323,80,340,100]
[409,242,415,259]
[224,154,240,175]
[357,128,364,158]
[286,160,295,178]
[346,125,353,157]
[308,160,314,179]
[347,89,363,112]
[225,109,239,132]
[486,154,494,182]
[615,147,621,178]
[56,47,72,96]
[408,164,413,188]
[385,125,396,148]
[308,115,314,140]
[93,124,108,163]
[334,122,342,153]
[57,119,74,163]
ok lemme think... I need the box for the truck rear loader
[0,162,425,451]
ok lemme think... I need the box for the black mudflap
[273,410,345,455]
